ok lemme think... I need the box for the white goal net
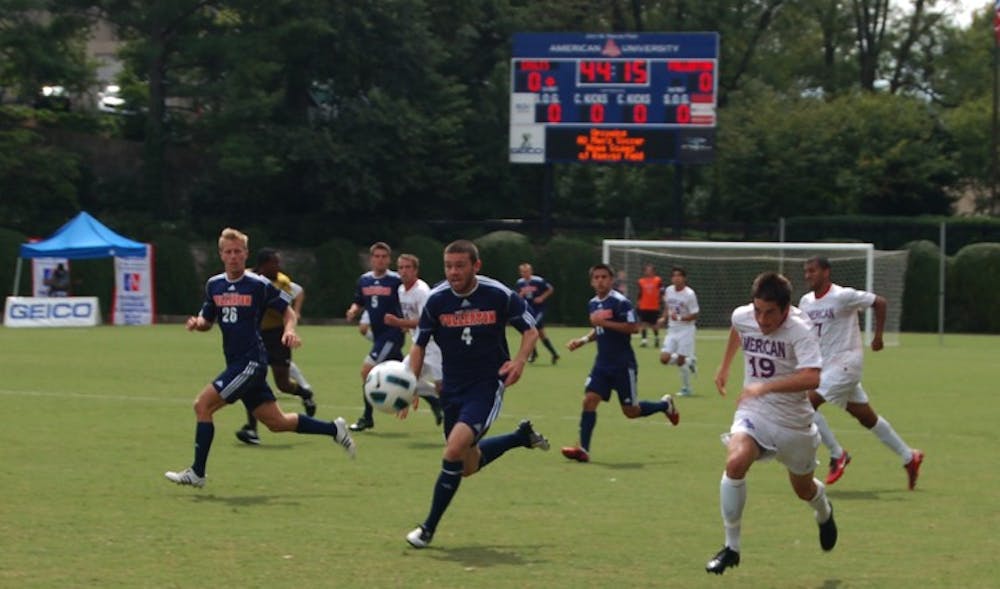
[603,240,909,345]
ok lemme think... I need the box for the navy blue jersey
[515,274,552,314]
[589,290,638,369]
[416,276,535,394]
[353,270,405,343]
[199,271,291,365]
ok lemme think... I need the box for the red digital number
[624,60,648,84]
[698,72,713,93]
[632,104,648,123]
[676,104,691,124]
[527,71,542,92]
[580,61,613,83]
[547,102,562,123]
[590,103,605,123]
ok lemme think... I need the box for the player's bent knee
[622,406,641,419]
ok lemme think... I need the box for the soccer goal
[602,240,909,345]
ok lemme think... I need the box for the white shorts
[660,327,696,358]
[723,409,820,475]
[403,347,443,384]
[817,363,869,409]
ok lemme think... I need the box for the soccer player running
[799,256,924,488]
[515,262,561,364]
[236,248,318,445]
[561,263,679,463]
[708,271,836,575]
[345,242,406,432]
[404,240,550,549]
[636,263,663,347]
[656,266,699,396]
[165,228,355,488]
[382,253,444,425]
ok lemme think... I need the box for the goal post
[602,240,908,345]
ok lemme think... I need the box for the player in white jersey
[800,256,924,489]
[383,253,443,425]
[657,266,699,396]
[707,272,836,575]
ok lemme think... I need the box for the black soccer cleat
[235,426,260,446]
[705,546,740,575]
[819,503,838,551]
[300,388,317,417]
[515,419,550,450]
[348,417,374,432]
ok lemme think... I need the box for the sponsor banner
[31,257,69,297]
[510,92,538,124]
[4,296,101,328]
[112,244,155,325]
[509,124,546,164]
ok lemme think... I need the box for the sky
[948,0,987,27]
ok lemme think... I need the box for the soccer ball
[363,360,416,413]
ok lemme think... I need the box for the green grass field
[0,325,997,588]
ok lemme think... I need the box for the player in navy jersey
[345,242,406,432]
[404,240,550,549]
[516,263,561,365]
[164,228,355,488]
[561,263,679,463]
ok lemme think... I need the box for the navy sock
[639,399,669,417]
[580,411,597,452]
[542,337,559,356]
[424,459,463,534]
[642,328,648,339]
[478,431,524,469]
[421,394,441,412]
[295,414,336,436]
[192,421,214,477]
[244,408,257,431]
[362,387,374,422]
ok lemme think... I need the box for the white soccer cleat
[334,417,357,459]
[164,467,205,488]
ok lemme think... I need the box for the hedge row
[902,240,1000,333]
[5,226,1000,333]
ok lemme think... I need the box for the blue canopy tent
[11,211,147,295]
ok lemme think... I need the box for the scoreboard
[509,32,718,164]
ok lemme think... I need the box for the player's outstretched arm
[186,315,212,332]
[871,295,887,351]
[567,329,596,351]
[280,306,301,348]
[715,327,740,397]
[500,327,538,387]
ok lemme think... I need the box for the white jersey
[663,285,699,331]
[798,284,875,368]
[399,279,442,364]
[731,304,822,430]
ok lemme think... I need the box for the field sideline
[0,325,996,588]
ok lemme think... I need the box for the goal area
[602,240,908,345]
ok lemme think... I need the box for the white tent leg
[12,257,23,295]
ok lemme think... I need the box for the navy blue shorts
[212,359,276,412]
[531,309,546,330]
[441,379,505,445]
[261,328,291,366]
[365,334,404,365]
[584,364,638,406]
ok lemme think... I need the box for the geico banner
[4,296,101,328]
[112,244,155,325]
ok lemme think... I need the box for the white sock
[870,416,913,464]
[813,411,844,458]
[808,479,832,523]
[667,353,679,365]
[720,473,746,551]
[288,362,312,390]
[679,364,691,390]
